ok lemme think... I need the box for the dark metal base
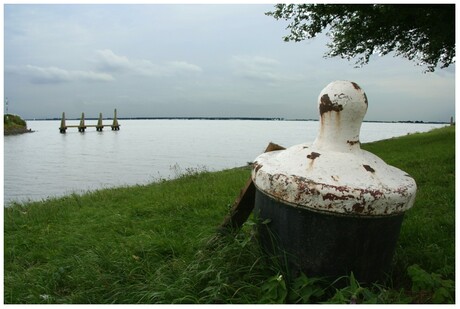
[254,190,404,284]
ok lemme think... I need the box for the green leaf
[432,287,451,303]
[288,273,324,303]
[261,274,288,303]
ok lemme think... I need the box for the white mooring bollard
[252,80,417,283]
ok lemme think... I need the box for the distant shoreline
[25,117,449,125]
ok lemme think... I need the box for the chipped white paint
[252,81,417,216]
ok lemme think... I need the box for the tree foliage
[266,4,455,72]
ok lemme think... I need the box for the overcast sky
[4,3,456,122]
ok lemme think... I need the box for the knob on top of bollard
[314,80,368,152]
[252,80,417,216]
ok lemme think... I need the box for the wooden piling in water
[96,113,104,131]
[112,109,120,130]
[78,113,86,132]
[59,109,120,133]
[59,112,67,133]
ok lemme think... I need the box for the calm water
[4,119,445,205]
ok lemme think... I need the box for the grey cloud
[7,65,115,84]
[94,49,203,77]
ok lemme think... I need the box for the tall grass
[4,167,248,303]
[4,126,455,304]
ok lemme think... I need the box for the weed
[260,273,287,303]
[288,273,325,303]
[407,264,455,303]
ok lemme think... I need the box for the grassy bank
[4,126,455,304]
[4,114,32,135]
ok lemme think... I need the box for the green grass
[362,126,455,280]
[4,114,30,135]
[4,125,455,304]
[4,114,27,128]
[361,126,455,303]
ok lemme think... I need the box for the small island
[4,114,33,135]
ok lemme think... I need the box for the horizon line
[24,116,449,124]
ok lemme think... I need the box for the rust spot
[352,203,365,213]
[367,204,375,212]
[323,183,383,200]
[322,193,350,201]
[319,94,343,115]
[363,164,375,173]
[307,152,321,160]
[395,186,409,196]
[347,140,360,146]
[350,82,368,106]
[329,185,350,193]
[292,175,320,202]
[362,188,384,199]
[254,163,263,173]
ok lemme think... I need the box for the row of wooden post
[59,109,120,133]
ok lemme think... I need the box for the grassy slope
[4,114,29,135]
[362,126,455,281]
[4,168,249,303]
[4,114,27,127]
[4,126,455,304]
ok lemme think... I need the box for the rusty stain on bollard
[306,152,321,160]
[252,80,417,283]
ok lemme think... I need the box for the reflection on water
[4,119,445,205]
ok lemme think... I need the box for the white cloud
[6,49,204,85]
[7,65,115,84]
[94,49,203,77]
[231,55,304,84]
[167,61,203,74]
[93,49,133,73]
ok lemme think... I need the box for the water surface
[4,119,445,205]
